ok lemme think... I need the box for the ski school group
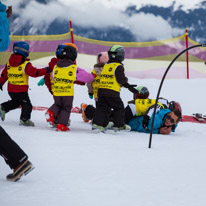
[0,41,182,182]
[0,41,182,135]
[0,1,183,182]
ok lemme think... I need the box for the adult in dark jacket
[0,125,33,182]
[92,45,139,132]
[0,41,51,126]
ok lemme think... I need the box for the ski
[192,113,205,122]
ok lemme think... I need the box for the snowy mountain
[6,0,206,42]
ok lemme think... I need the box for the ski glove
[45,66,51,73]
[37,77,45,86]
[142,115,150,131]
[0,83,2,91]
[123,83,139,93]
[89,93,93,99]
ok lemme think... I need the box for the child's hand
[37,78,45,86]
[89,93,93,99]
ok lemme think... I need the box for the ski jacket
[51,58,94,83]
[52,64,77,96]
[87,62,105,100]
[99,63,121,92]
[44,57,59,92]
[0,2,10,51]
[128,109,177,134]
[0,54,48,92]
[128,99,165,116]
[98,59,128,97]
[45,58,94,94]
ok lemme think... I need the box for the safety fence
[0,30,206,79]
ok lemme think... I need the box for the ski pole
[148,44,206,148]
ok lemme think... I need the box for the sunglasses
[166,115,176,124]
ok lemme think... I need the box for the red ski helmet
[169,101,182,113]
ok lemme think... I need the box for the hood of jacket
[8,54,29,67]
[56,58,74,67]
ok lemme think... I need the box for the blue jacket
[128,109,177,134]
[0,2,10,52]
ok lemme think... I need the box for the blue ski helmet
[108,45,125,62]
[13,41,30,57]
[55,44,66,58]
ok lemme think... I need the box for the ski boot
[7,160,34,182]
[113,124,131,132]
[56,124,70,131]
[20,119,35,126]
[92,124,106,133]
[45,110,55,127]
[81,103,90,123]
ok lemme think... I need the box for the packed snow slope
[0,56,206,206]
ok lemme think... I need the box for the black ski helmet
[133,86,149,99]
[60,43,77,62]
[108,45,125,62]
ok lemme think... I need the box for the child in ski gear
[0,41,51,126]
[124,95,167,124]
[87,52,109,102]
[92,45,140,132]
[45,43,94,131]
[81,52,109,122]
[0,1,12,51]
[0,125,33,182]
[41,43,94,94]
[128,109,182,134]
[42,44,66,94]
[82,85,149,123]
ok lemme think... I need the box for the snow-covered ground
[0,57,206,206]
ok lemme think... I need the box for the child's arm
[24,62,50,77]
[76,67,95,83]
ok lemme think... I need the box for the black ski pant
[88,102,134,125]
[0,126,28,169]
[93,96,125,127]
[1,92,33,121]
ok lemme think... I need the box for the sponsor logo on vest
[68,71,73,76]
[95,79,100,83]
[101,74,114,78]
[55,78,73,84]
[8,73,23,78]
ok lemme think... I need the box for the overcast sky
[3,0,204,41]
